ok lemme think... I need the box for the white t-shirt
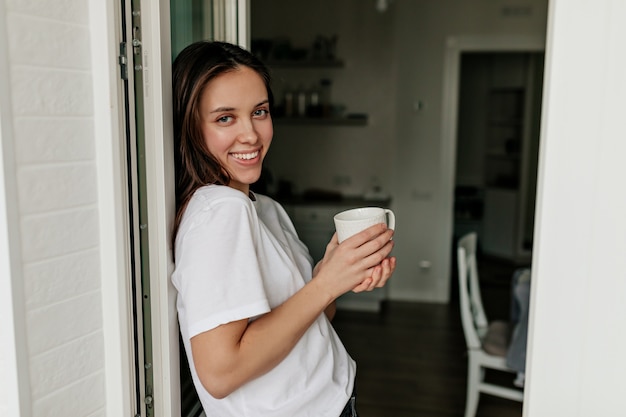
[172,185,356,417]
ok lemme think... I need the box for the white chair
[457,232,523,417]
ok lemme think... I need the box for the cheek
[261,122,274,142]
[202,127,229,155]
[262,125,273,155]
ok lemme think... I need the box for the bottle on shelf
[296,84,307,117]
[283,88,294,118]
[307,83,322,117]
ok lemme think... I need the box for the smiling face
[198,66,273,195]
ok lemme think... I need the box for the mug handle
[384,209,395,231]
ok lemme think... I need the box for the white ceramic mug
[333,207,396,243]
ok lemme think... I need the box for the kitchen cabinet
[283,199,390,312]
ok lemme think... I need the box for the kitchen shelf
[273,115,367,126]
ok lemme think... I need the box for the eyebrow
[209,99,270,114]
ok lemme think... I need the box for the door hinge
[119,41,128,80]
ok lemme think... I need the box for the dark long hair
[171,41,274,252]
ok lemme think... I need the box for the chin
[246,171,263,185]
[231,173,262,192]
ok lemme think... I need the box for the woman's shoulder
[183,185,255,223]
[193,184,250,200]
[189,184,253,208]
[176,186,261,247]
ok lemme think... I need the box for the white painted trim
[88,0,136,416]
[0,3,31,416]
[224,0,237,44]
[212,1,225,41]
[237,0,251,49]
[439,35,546,302]
[141,1,179,415]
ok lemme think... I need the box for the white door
[126,1,250,417]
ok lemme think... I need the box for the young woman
[171,41,396,417]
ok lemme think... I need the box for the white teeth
[232,151,259,160]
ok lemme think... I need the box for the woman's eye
[253,109,269,117]
[217,115,233,123]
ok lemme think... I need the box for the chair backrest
[457,232,488,349]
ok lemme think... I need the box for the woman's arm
[313,256,337,320]
[191,223,395,399]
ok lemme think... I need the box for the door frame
[440,35,545,301]
[89,0,139,415]
[135,1,178,415]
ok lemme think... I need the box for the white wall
[525,1,626,414]
[0,0,108,415]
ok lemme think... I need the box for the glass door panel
[171,0,249,58]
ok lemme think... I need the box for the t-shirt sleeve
[175,197,271,338]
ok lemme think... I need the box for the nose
[237,117,259,144]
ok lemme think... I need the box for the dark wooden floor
[332,256,525,417]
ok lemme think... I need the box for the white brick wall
[3,0,106,415]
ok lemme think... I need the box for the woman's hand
[351,255,396,293]
[313,223,395,298]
